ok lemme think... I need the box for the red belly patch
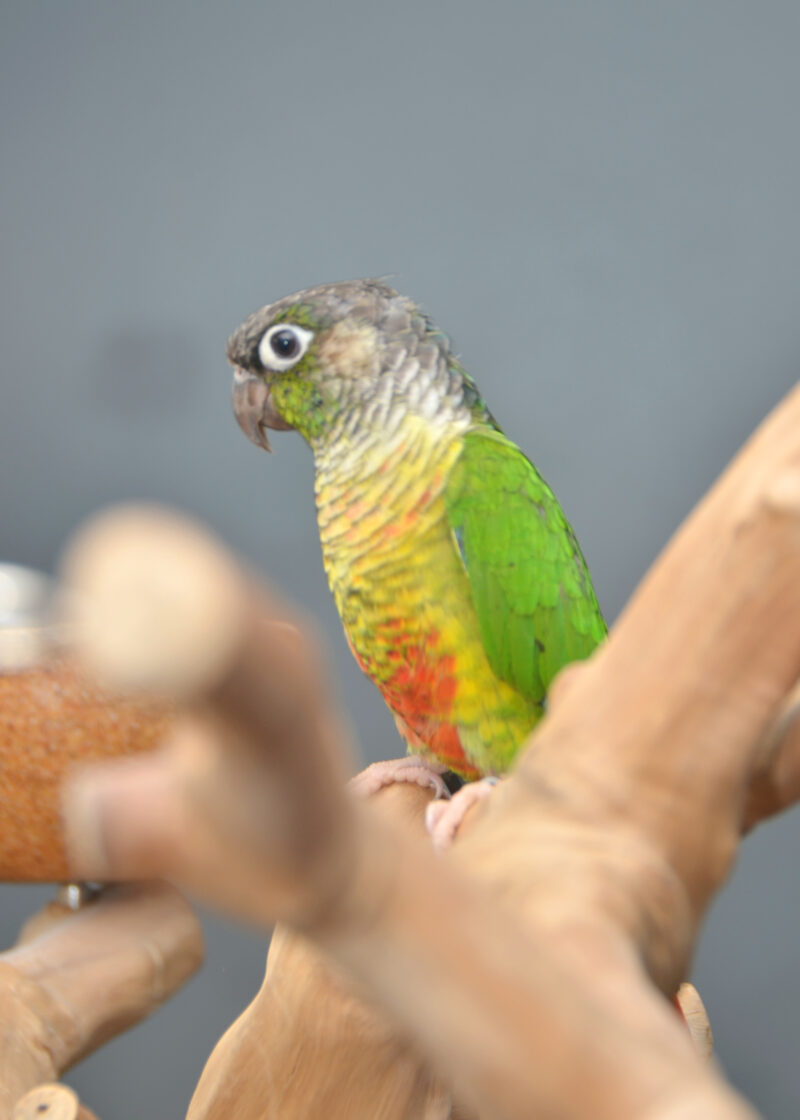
[345,623,481,777]
[380,632,480,778]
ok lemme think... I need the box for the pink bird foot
[349,756,452,801]
[425,777,500,851]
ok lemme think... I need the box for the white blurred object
[0,563,58,670]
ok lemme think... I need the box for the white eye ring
[258,323,315,372]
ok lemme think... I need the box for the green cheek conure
[228,280,606,784]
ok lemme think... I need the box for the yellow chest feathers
[314,417,467,589]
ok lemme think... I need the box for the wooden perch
[186,776,712,1120]
[55,381,800,1118]
[188,783,459,1120]
[0,884,202,1120]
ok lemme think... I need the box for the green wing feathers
[444,427,607,705]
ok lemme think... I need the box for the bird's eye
[258,323,314,372]
[271,330,299,358]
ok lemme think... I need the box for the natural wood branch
[187,784,460,1120]
[0,884,202,1120]
[58,381,800,1118]
[186,780,709,1120]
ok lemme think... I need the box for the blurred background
[2,1,800,1115]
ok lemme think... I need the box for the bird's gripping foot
[425,776,500,851]
[349,755,452,801]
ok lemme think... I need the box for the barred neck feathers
[314,409,469,573]
[311,300,480,568]
[310,299,479,473]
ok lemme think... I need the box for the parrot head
[228,279,486,455]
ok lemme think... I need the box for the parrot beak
[231,368,293,452]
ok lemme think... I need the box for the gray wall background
[2,1,800,1115]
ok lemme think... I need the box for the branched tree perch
[6,381,800,1117]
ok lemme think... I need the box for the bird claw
[425,776,500,851]
[349,756,452,801]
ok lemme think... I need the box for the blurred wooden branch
[0,884,202,1120]
[50,380,800,1117]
